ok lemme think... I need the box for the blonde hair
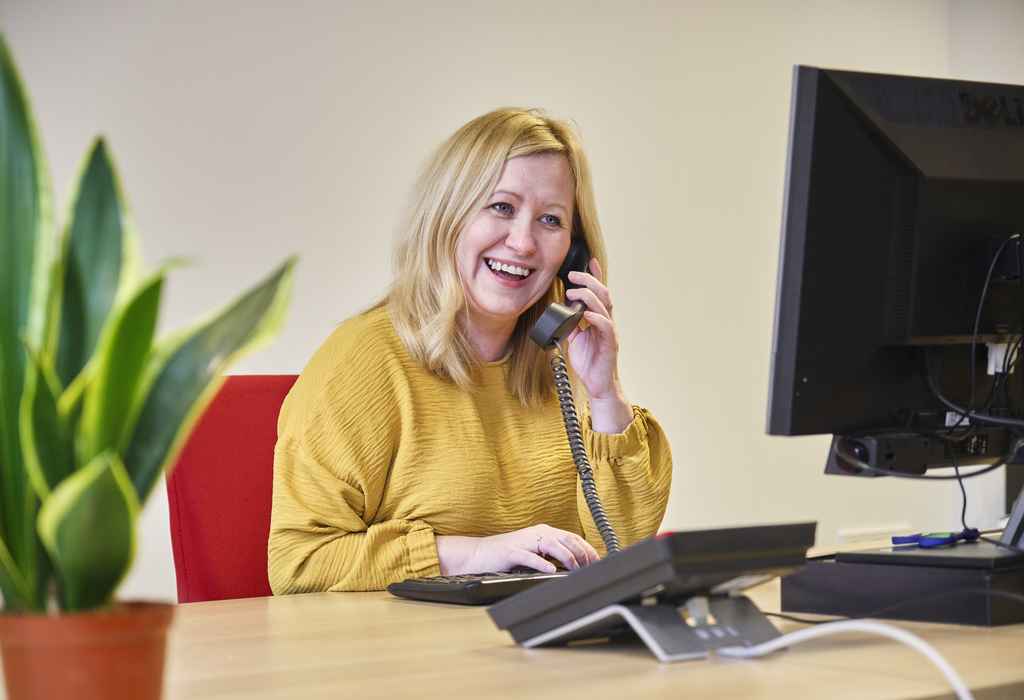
[386,107,607,406]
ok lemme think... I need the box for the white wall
[0,0,1019,602]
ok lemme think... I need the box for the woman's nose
[505,217,537,256]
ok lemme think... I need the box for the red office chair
[166,374,297,603]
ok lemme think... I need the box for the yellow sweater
[268,305,673,593]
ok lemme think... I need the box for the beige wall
[1,0,1019,601]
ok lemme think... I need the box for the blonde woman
[268,108,673,593]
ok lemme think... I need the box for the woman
[269,108,672,593]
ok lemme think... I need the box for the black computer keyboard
[387,569,569,605]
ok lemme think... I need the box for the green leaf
[0,33,55,611]
[55,138,139,389]
[37,452,138,612]
[19,344,74,499]
[78,271,163,465]
[0,532,33,611]
[56,356,89,421]
[124,257,296,503]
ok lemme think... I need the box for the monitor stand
[781,482,1024,626]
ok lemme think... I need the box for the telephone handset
[528,238,592,349]
[528,237,621,554]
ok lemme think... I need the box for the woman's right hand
[436,525,601,576]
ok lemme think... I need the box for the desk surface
[165,579,1024,700]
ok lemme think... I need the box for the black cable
[764,612,837,625]
[929,347,977,441]
[550,346,620,554]
[765,588,1024,626]
[953,455,969,533]
[926,363,1024,430]
[968,234,1021,416]
[916,374,984,448]
[921,335,1021,449]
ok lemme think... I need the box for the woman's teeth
[486,258,532,278]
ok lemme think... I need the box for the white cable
[717,620,973,700]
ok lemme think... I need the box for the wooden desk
[166,580,1024,699]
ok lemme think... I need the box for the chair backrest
[166,374,297,603]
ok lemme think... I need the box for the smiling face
[455,152,575,357]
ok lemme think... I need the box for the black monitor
[767,66,1024,623]
[769,66,1024,440]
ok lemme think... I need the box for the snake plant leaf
[0,532,33,611]
[19,344,74,499]
[55,138,140,390]
[78,271,163,465]
[0,33,55,609]
[37,451,138,611]
[123,257,296,503]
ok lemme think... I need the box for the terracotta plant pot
[0,601,174,700]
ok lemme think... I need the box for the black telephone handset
[528,238,592,349]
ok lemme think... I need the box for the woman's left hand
[565,259,634,433]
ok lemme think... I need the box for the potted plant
[0,34,295,699]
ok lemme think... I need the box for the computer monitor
[766,67,1024,621]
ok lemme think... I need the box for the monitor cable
[946,457,1018,554]
[921,334,1020,444]
[952,452,974,539]
[926,352,1024,431]
[967,233,1022,419]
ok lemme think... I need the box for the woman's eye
[490,202,514,216]
[540,214,562,228]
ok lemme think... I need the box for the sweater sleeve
[575,404,673,555]
[267,322,441,594]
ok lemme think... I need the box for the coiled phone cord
[551,346,621,554]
